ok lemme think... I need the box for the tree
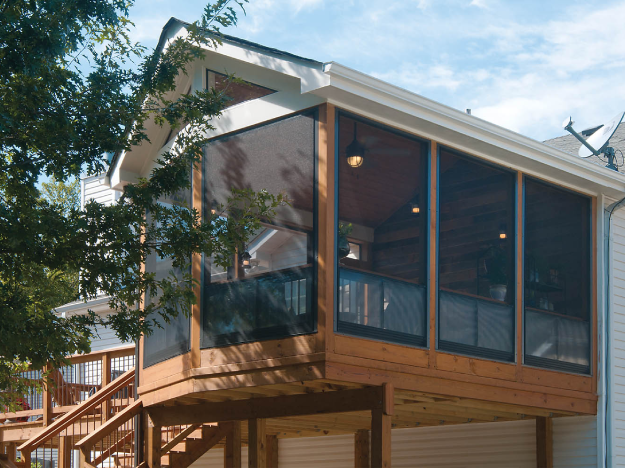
[0,0,283,408]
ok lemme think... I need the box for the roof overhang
[308,62,625,199]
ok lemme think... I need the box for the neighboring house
[3,17,625,468]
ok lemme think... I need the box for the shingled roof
[544,121,625,172]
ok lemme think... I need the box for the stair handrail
[75,398,143,465]
[18,367,135,453]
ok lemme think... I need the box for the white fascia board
[139,90,324,179]
[201,40,329,94]
[317,62,625,197]
[55,296,113,317]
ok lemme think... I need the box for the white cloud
[469,0,488,8]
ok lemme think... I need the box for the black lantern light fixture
[346,122,365,168]
[241,250,252,269]
[498,223,507,240]
[410,195,420,215]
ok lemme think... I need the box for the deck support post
[21,450,31,467]
[145,413,162,468]
[266,434,278,468]
[224,420,242,468]
[42,364,52,427]
[248,418,266,468]
[536,417,553,468]
[58,436,72,468]
[354,429,370,468]
[6,443,16,463]
[371,383,393,468]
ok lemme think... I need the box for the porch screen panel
[438,148,515,362]
[202,111,316,348]
[524,178,591,374]
[336,114,428,347]
[143,187,192,368]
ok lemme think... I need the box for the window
[438,148,516,361]
[336,113,429,347]
[143,188,192,368]
[524,178,591,374]
[206,70,275,109]
[201,111,316,347]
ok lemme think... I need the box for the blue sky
[128,0,625,142]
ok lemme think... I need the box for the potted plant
[485,245,508,301]
[338,223,352,259]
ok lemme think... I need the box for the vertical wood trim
[7,443,16,463]
[102,352,111,421]
[146,413,161,468]
[516,172,524,378]
[317,103,328,354]
[266,434,278,468]
[21,451,30,468]
[319,104,338,353]
[191,158,203,368]
[536,417,553,468]
[428,141,438,368]
[42,365,52,427]
[224,420,242,468]
[371,409,391,468]
[592,196,598,393]
[248,418,267,468]
[58,436,72,468]
[354,429,370,468]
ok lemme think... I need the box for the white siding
[89,325,126,352]
[610,209,625,465]
[81,174,120,208]
[193,420,537,468]
[553,416,598,468]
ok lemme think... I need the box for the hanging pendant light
[346,122,365,168]
[241,250,252,269]
[499,223,507,240]
[410,195,420,214]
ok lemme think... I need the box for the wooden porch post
[145,413,162,468]
[21,450,31,467]
[42,364,52,427]
[536,417,553,468]
[248,418,266,468]
[371,383,393,468]
[101,352,111,421]
[58,436,72,468]
[6,443,16,463]
[354,429,370,468]
[224,420,242,468]
[266,434,278,468]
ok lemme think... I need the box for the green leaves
[0,0,268,407]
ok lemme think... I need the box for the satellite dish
[578,112,624,158]
[563,111,625,171]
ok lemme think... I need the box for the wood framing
[429,141,438,369]
[266,435,278,468]
[354,429,369,468]
[516,172,524,379]
[225,421,242,468]
[248,419,266,468]
[536,417,553,468]
[371,384,393,468]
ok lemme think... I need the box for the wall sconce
[241,250,252,269]
[499,223,507,240]
[411,195,420,214]
[210,199,218,215]
[346,122,365,168]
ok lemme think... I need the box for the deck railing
[1,346,135,467]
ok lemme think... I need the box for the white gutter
[317,62,625,197]
[55,296,113,317]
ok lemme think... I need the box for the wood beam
[102,352,111,421]
[428,141,438,368]
[248,419,266,468]
[371,383,393,468]
[536,417,553,468]
[58,436,72,468]
[516,171,523,379]
[191,155,202,368]
[149,387,385,427]
[266,434,278,468]
[42,365,52,427]
[354,429,369,468]
[224,421,242,468]
[145,413,161,468]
